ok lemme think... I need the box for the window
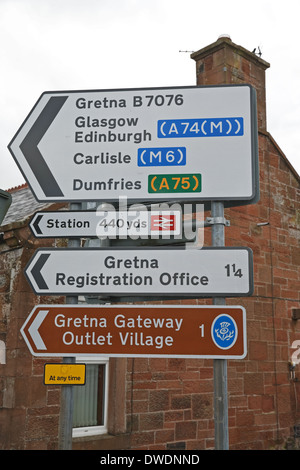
[72,357,109,437]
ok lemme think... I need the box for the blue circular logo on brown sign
[211,314,238,350]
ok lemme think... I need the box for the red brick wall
[0,225,64,450]
[126,357,214,449]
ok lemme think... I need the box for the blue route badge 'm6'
[138,147,186,167]
[211,314,238,350]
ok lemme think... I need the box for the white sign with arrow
[8,85,258,204]
[29,210,181,238]
[24,247,253,298]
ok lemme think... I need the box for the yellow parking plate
[44,363,86,385]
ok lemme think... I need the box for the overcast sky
[1,0,299,191]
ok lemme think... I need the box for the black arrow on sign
[31,214,43,235]
[19,96,68,198]
[30,253,50,290]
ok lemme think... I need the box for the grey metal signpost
[58,202,81,450]
[211,201,229,450]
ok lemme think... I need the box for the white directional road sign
[8,85,258,204]
[29,210,181,238]
[24,247,253,297]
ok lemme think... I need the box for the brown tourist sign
[21,304,247,359]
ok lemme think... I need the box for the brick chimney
[191,35,270,131]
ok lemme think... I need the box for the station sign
[8,85,258,205]
[24,246,253,297]
[21,304,247,359]
[29,209,181,238]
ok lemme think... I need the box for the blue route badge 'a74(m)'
[8,85,258,206]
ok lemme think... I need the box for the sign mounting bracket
[205,216,230,227]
